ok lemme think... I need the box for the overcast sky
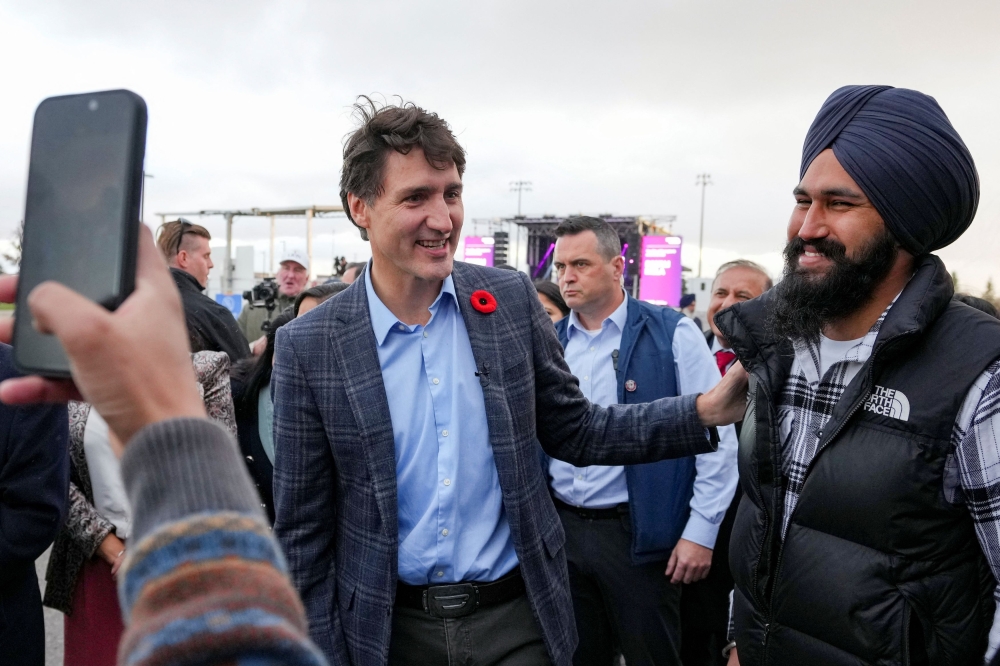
[1,0,998,289]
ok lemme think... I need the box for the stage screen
[638,235,682,306]
[459,236,495,267]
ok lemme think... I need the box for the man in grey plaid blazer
[271,99,745,666]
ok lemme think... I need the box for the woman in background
[534,279,570,323]
[44,351,236,666]
[231,281,346,523]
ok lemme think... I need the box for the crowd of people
[0,82,998,666]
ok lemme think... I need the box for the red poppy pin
[471,290,497,314]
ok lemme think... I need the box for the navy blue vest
[553,297,696,563]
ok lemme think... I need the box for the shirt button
[442,429,449,437]
[436,571,444,578]
[577,474,584,480]
[442,529,450,537]
[398,324,405,331]
[432,378,440,385]
[590,347,596,352]
[443,479,452,486]
[584,375,589,380]
[423,331,428,338]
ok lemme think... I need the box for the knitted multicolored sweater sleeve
[118,418,327,666]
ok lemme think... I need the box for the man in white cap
[238,248,310,354]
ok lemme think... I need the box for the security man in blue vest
[547,216,739,665]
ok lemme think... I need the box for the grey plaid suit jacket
[272,261,715,666]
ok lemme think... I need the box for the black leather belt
[395,567,525,619]
[553,497,626,520]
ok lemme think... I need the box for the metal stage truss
[155,205,345,293]
[503,215,675,296]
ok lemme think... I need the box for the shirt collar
[365,262,457,346]
[567,291,629,339]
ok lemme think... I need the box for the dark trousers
[0,566,45,666]
[558,503,682,666]
[679,488,741,666]
[388,592,551,666]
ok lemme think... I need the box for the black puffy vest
[716,256,1000,666]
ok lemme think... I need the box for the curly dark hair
[339,96,466,240]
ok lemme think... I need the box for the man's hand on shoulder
[665,538,713,584]
[696,361,748,427]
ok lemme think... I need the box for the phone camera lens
[88,100,99,111]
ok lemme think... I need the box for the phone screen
[14,90,146,375]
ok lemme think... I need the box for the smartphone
[13,89,147,377]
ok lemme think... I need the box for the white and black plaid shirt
[775,300,1000,660]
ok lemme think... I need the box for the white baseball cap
[279,248,309,271]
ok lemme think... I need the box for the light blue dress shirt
[549,294,739,549]
[365,270,518,585]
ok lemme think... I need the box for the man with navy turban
[716,85,1000,666]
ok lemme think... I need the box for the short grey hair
[714,259,773,290]
[553,216,622,261]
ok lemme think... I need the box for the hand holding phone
[0,225,207,445]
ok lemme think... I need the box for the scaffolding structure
[155,205,345,292]
[503,214,675,296]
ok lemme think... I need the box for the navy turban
[801,85,979,256]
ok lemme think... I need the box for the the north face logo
[863,385,910,421]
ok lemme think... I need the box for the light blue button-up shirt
[549,294,739,549]
[549,294,631,507]
[365,270,518,585]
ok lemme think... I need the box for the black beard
[769,231,899,342]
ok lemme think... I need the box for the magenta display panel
[638,236,682,306]
[459,236,495,267]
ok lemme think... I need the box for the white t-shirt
[83,410,132,540]
[818,334,865,379]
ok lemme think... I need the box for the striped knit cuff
[121,417,266,546]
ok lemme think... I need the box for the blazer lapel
[452,262,501,384]
[329,278,398,538]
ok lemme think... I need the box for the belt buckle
[422,583,480,619]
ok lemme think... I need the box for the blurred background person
[239,248,310,354]
[44,351,236,666]
[680,293,703,332]
[295,282,349,317]
[156,219,249,362]
[339,261,367,285]
[534,279,569,323]
[231,282,346,523]
[0,343,68,666]
[682,259,770,666]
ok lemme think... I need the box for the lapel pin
[625,379,637,392]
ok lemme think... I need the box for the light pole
[140,172,154,222]
[695,173,712,277]
[510,180,532,216]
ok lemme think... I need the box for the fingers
[135,224,174,290]
[665,551,677,578]
[0,274,17,304]
[28,280,110,342]
[0,316,11,345]
[0,376,82,404]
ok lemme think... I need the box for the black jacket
[171,268,250,362]
[0,343,69,665]
[717,255,1000,665]
[231,375,275,524]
